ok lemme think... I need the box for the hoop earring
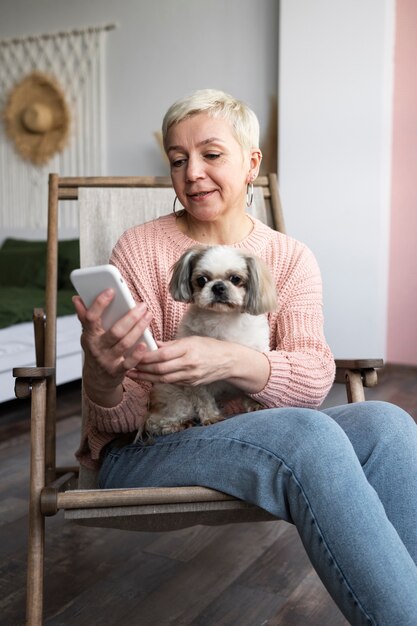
[173,195,179,216]
[173,196,186,217]
[246,182,254,208]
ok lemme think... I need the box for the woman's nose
[185,156,205,182]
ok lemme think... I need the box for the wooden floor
[0,365,416,626]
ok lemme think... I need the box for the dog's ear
[243,254,278,315]
[169,246,207,302]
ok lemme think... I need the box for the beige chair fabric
[78,186,268,267]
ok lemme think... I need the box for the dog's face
[189,247,250,312]
[170,246,277,315]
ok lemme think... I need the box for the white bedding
[0,314,82,403]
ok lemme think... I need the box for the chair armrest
[334,359,383,387]
[13,367,55,399]
[335,359,383,370]
[13,366,55,378]
[334,358,383,403]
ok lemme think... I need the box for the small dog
[144,245,277,436]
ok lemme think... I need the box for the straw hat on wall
[3,71,71,166]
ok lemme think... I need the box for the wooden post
[45,174,59,483]
[26,378,47,626]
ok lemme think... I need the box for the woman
[74,89,417,625]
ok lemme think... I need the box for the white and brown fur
[144,245,277,436]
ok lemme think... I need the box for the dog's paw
[199,413,225,426]
[242,397,263,413]
[145,416,187,437]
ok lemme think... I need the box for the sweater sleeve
[249,244,335,409]
[84,376,152,434]
[75,376,152,470]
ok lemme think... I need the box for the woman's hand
[128,335,270,394]
[73,289,154,407]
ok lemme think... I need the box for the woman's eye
[205,153,221,160]
[172,158,186,168]
[229,275,242,286]
[196,276,209,288]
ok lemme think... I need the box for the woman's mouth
[187,190,215,201]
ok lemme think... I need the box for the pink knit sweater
[76,214,335,469]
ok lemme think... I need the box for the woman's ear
[246,148,263,184]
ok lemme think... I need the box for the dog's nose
[212,281,226,297]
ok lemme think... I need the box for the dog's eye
[229,275,242,286]
[196,276,209,288]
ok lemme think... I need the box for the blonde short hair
[162,89,260,152]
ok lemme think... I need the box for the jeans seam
[285,464,375,625]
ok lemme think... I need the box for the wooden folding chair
[13,173,382,625]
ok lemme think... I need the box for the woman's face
[166,113,260,222]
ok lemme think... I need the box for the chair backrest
[79,185,273,268]
[44,174,284,484]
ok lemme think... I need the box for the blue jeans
[98,401,417,625]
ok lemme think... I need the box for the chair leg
[26,379,47,626]
[26,506,45,625]
[345,369,366,403]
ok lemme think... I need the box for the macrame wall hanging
[0,23,116,230]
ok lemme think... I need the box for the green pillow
[57,288,78,316]
[0,238,80,291]
[0,243,46,288]
[0,286,45,328]
[1,237,46,252]
[0,286,76,328]
[58,239,80,289]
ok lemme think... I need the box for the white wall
[1,0,395,360]
[0,0,278,176]
[279,0,395,359]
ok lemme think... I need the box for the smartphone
[70,264,158,351]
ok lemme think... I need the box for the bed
[0,236,82,403]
